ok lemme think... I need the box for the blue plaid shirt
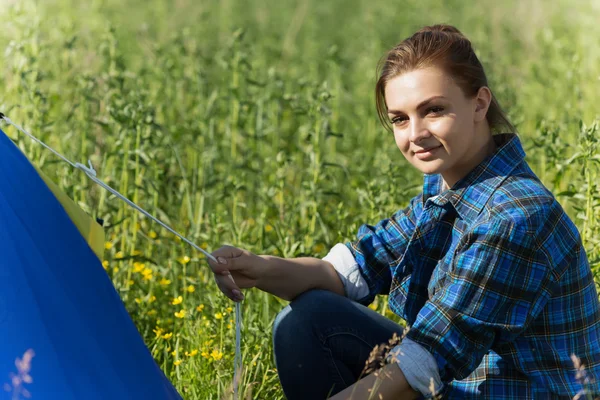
[346,133,600,398]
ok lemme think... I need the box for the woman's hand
[207,245,268,302]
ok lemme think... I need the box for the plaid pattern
[347,133,600,398]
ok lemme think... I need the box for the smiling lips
[413,145,443,160]
[414,145,442,154]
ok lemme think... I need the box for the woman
[208,25,600,399]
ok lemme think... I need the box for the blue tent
[0,128,182,400]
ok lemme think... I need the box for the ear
[473,86,492,123]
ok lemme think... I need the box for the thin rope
[0,114,243,400]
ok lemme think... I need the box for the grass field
[1,0,599,398]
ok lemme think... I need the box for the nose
[409,118,431,144]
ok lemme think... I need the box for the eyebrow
[387,96,447,115]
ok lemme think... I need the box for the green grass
[1,0,599,398]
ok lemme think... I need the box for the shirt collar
[422,133,526,220]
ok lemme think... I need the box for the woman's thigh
[272,289,405,399]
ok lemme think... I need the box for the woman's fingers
[207,245,247,302]
[209,256,242,275]
[207,245,243,275]
[214,273,244,302]
[210,245,243,262]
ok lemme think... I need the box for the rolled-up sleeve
[324,193,421,305]
[387,337,444,398]
[405,219,557,384]
[323,243,370,301]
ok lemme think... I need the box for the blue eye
[390,116,407,125]
[389,106,444,125]
[428,106,444,114]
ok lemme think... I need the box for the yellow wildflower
[162,332,173,340]
[127,280,134,286]
[215,312,223,320]
[142,272,153,281]
[201,350,210,359]
[210,350,223,361]
[149,231,157,239]
[265,224,274,233]
[186,285,195,293]
[196,304,205,312]
[177,255,190,265]
[226,307,233,313]
[102,260,109,270]
[174,309,186,319]
[133,262,145,273]
[172,296,183,305]
[131,250,141,256]
[200,242,208,250]
[147,309,157,316]
[104,242,113,250]
[185,349,198,357]
[171,350,177,357]
[160,278,171,286]
[135,298,142,304]
[115,251,124,259]
[174,359,182,366]
[112,266,119,273]
[149,295,156,303]
[153,326,164,338]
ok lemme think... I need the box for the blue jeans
[272,289,406,400]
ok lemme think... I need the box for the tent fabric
[0,129,182,400]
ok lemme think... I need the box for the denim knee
[290,288,345,312]
[272,289,345,345]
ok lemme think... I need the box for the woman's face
[384,66,493,189]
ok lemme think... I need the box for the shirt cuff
[386,337,443,399]
[322,243,369,301]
